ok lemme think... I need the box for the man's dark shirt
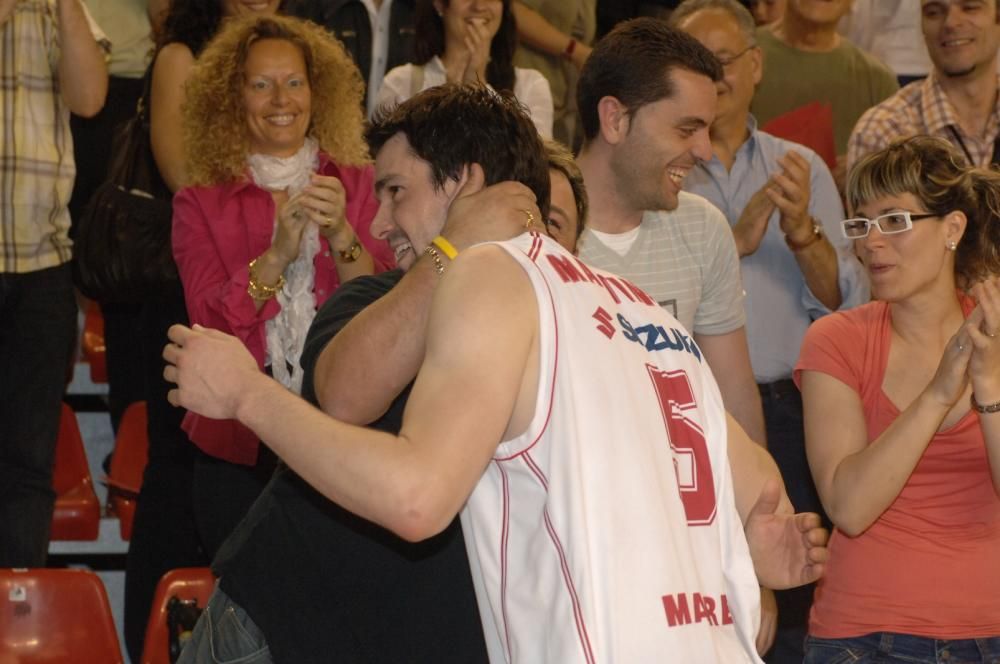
[213,270,488,663]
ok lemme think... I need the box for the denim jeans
[805,633,1000,664]
[177,585,273,664]
[0,264,76,567]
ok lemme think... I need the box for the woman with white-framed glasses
[794,136,1000,663]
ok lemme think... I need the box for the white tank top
[460,233,762,663]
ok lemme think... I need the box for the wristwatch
[338,238,362,263]
[785,221,823,252]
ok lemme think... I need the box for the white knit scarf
[247,137,320,394]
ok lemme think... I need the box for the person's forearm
[57,0,108,117]
[793,236,842,310]
[977,408,1000,495]
[511,1,590,68]
[314,257,439,424]
[699,329,768,447]
[819,389,948,535]
[727,413,793,523]
[234,370,436,540]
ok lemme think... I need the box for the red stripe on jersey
[527,232,543,262]
[541,507,597,664]
[498,462,514,657]
[523,451,548,491]
[496,256,559,461]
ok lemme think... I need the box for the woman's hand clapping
[272,174,350,262]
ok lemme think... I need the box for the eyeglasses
[841,211,938,239]
[715,45,755,68]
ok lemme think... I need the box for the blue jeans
[0,264,76,567]
[805,633,1000,664]
[177,585,273,664]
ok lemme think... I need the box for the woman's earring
[947,240,958,251]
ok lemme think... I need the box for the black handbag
[72,63,178,303]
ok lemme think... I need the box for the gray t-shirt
[578,192,746,336]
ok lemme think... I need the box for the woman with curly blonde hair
[170,12,394,564]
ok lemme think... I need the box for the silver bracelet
[970,392,1000,414]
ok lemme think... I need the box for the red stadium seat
[50,403,101,541]
[0,568,124,663]
[104,401,149,540]
[140,567,216,664]
[81,301,107,384]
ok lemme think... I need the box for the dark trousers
[69,75,147,433]
[0,264,77,567]
[758,380,826,664]
[124,289,275,661]
[124,289,208,662]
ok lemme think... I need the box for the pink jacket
[172,154,393,465]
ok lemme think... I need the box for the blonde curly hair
[182,14,369,186]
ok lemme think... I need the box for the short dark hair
[367,84,550,217]
[577,17,722,141]
[413,0,517,93]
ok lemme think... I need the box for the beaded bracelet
[247,257,286,300]
[424,245,446,276]
[971,392,1000,414]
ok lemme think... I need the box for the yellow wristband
[431,235,459,260]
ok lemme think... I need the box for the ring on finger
[520,208,535,230]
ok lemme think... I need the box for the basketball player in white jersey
[163,85,828,663]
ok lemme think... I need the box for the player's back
[460,233,763,663]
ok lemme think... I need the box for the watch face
[341,240,361,261]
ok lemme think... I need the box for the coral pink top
[172,154,394,465]
[794,296,1000,639]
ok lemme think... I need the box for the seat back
[50,403,101,540]
[0,568,123,663]
[105,401,149,540]
[140,567,216,664]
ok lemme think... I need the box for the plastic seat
[104,401,149,540]
[50,403,101,540]
[0,567,124,663]
[81,301,107,384]
[140,567,216,664]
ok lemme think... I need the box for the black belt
[757,378,798,400]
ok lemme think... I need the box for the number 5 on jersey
[647,365,717,526]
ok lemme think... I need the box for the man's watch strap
[785,221,823,252]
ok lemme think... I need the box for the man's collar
[921,70,1000,135]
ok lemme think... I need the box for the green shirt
[750,28,898,155]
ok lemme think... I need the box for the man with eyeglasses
[848,0,1000,170]
[671,2,869,663]
[748,0,897,193]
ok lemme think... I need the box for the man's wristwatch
[338,238,362,263]
[785,221,823,252]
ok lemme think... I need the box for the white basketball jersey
[460,233,762,663]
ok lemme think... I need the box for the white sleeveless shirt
[460,233,762,663]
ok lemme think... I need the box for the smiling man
[575,18,769,459]
[848,0,1000,170]
[671,3,870,662]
